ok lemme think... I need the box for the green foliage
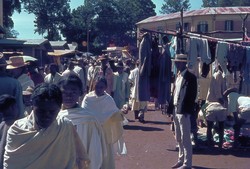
[61,0,156,54]
[202,0,219,7]
[21,0,71,40]
[2,0,21,37]
[202,0,250,7]
[160,0,190,14]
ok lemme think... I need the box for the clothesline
[140,28,242,44]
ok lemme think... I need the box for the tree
[160,0,190,14]
[94,0,156,47]
[3,0,21,38]
[21,0,71,40]
[60,2,98,52]
[202,0,219,7]
[202,0,250,7]
[62,0,156,54]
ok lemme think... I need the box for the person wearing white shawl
[57,75,107,169]
[81,77,125,169]
[4,83,89,169]
[44,63,62,85]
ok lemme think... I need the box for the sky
[12,0,203,39]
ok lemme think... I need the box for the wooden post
[0,0,2,26]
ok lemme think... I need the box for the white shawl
[4,112,89,169]
[58,107,107,169]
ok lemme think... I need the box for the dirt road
[115,104,250,169]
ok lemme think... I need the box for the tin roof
[137,7,250,25]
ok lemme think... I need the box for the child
[58,74,106,169]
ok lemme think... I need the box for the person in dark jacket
[171,54,197,169]
[0,94,18,168]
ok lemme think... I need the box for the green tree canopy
[61,0,156,54]
[160,0,190,14]
[3,0,21,38]
[21,0,71,40]
[202,0,250,7]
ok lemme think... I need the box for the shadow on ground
[123,125,164,131]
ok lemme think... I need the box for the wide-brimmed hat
[7,56,28,69]
[172,53,189,62]
[22,86,34,96]
[0,53,8,67]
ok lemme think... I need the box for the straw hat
[97,54,109,61]
[22,86,34,96]
[172,53,189,62]
[7,56,28,69]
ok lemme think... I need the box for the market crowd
[0,52,132,169]
[0,32,250,169]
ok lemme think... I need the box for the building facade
[137,7,250,40]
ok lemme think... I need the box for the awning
[48,50,75,57]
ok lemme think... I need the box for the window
[184,22,190,31]
[197,21,208,33]
[157,26,164,32]
[225,20,234,31]
[175,23,189,31]
[176,23,181,30]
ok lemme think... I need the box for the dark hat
[115,61,124,68]
[172,54,189,62]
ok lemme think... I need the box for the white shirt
[173,70,187,106]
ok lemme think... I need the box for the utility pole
[0,0,3,38]
[0,0,3,26]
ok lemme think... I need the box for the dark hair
[31,83,62,106]
[0,94,16,111]
[57,74,83,95]
[96,77,107,87]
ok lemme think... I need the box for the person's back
[0,95,18,169]
[0,54,24,118]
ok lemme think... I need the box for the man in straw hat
[7,56,34,91]
[171,53,197,169]
[0,53,24,118]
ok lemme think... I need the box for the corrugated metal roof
[50,41,67,47]
[137,7,250,25]
[23,39,48,46]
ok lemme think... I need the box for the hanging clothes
[226,44,246,84]
[150,36,160,98]
[216,41,229,77]
[138,32,152,101]
[157,43,172,104]
[201,40,217,78]
[241,46,250,95]
[188,37,212,72]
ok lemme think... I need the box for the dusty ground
[115,103,250,169]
